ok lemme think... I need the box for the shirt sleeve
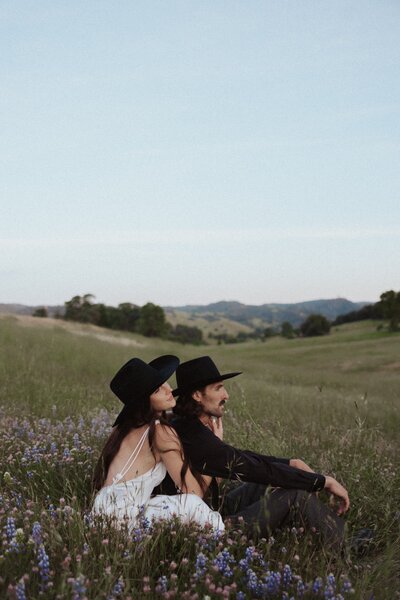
[175,419,325,493]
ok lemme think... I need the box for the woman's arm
[154,424,208,496]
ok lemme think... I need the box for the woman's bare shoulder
[153,421,180,450]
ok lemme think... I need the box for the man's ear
[192,390,202,404]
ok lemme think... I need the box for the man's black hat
[173,356,241,396]
[110,355,179,426]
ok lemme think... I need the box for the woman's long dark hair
[92,395,207,494]
[93,397,164,491]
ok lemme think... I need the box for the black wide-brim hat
[110,355,180,427]
[173,356,241,396]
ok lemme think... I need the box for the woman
[92,355,223,531]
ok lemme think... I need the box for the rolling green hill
[0,314,399,597]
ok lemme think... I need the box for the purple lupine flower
[296,578,306,598]
[341,577,353,595]
[245,569,259,594]
[327,573,336,589]
[195,552,208,577]
[37,544,50,589]
[324,585,335,600]
[15,578,27,600]
[265,570,281,595]
[156,575,168,594]
[107,576,124,599]
[313,577,323,594]
[83,512,94,527]
[283,564,292,587]
[213,548,235,578]
[32,521,43,546]
[68,574,86,600]
[6,516,17,541]
[236,593,246,600]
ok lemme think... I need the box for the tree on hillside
[281,321,295,339]
[137,303,169,337]
[33,307,48,318]
[64,294,98,324]
[300,314,331,337]
[379,290,400,331]
[168,324,203,345]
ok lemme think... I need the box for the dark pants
[220,483,345,550]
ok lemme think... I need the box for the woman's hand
[207,416,223,440]
[324,476,350,515]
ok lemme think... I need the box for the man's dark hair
[173,389,204,418]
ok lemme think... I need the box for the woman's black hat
[110,355,180,426]
[173,356,241,396]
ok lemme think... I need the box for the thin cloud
[1,226,400,249]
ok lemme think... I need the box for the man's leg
[222,486,345,550]
[220,482,268,516]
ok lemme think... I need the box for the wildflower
[195,552,208,577]
[213,548,235,578]
[37,544,50,590]
[312,577,323,594]
[265,570,281,595]
[15,578,27,600]
[108,576,124,599]
[340,577,353,594]
[68,574,86,600]
[4,471,13,485]
[324,585,335,599]
[156,575,168,594]
[296,577,306,598]
[16,528,25,543]
[32,521,43,546]
[282,564,292,587]
[5,517,17,541]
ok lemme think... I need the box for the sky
[1,1,399,307]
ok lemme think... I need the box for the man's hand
[324,476,350,515]
[206,416,223,440]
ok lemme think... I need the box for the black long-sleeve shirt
[154,416,325,496]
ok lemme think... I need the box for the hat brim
[172,371,241,397]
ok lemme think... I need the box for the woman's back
[103,424,157,487]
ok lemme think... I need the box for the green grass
[0,315,399,598]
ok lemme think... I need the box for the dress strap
[112,427,150,485]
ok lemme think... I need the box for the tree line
[332,290,400,332]
[35,294,204,345]
[32,289,400,344]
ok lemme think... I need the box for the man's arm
[174,419,325,493]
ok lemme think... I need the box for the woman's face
[149,381,175,413]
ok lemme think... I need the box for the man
[155,356,350,549]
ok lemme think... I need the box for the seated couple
[92,355,349,549]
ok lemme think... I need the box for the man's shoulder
[170,415,203,433]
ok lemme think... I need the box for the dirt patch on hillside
[379,361,400,371]
[3,314,145,347]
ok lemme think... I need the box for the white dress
[92,426,224,532]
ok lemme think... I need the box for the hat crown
[110,355,179,406]
[174,356,241,395]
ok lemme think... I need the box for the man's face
[193,381,229,418]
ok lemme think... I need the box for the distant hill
[1,298,371,335]
[0,304,64,317]
[164,298,370,329]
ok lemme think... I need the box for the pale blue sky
[1,1,399,306]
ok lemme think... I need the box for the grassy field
[0,315,399,598]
